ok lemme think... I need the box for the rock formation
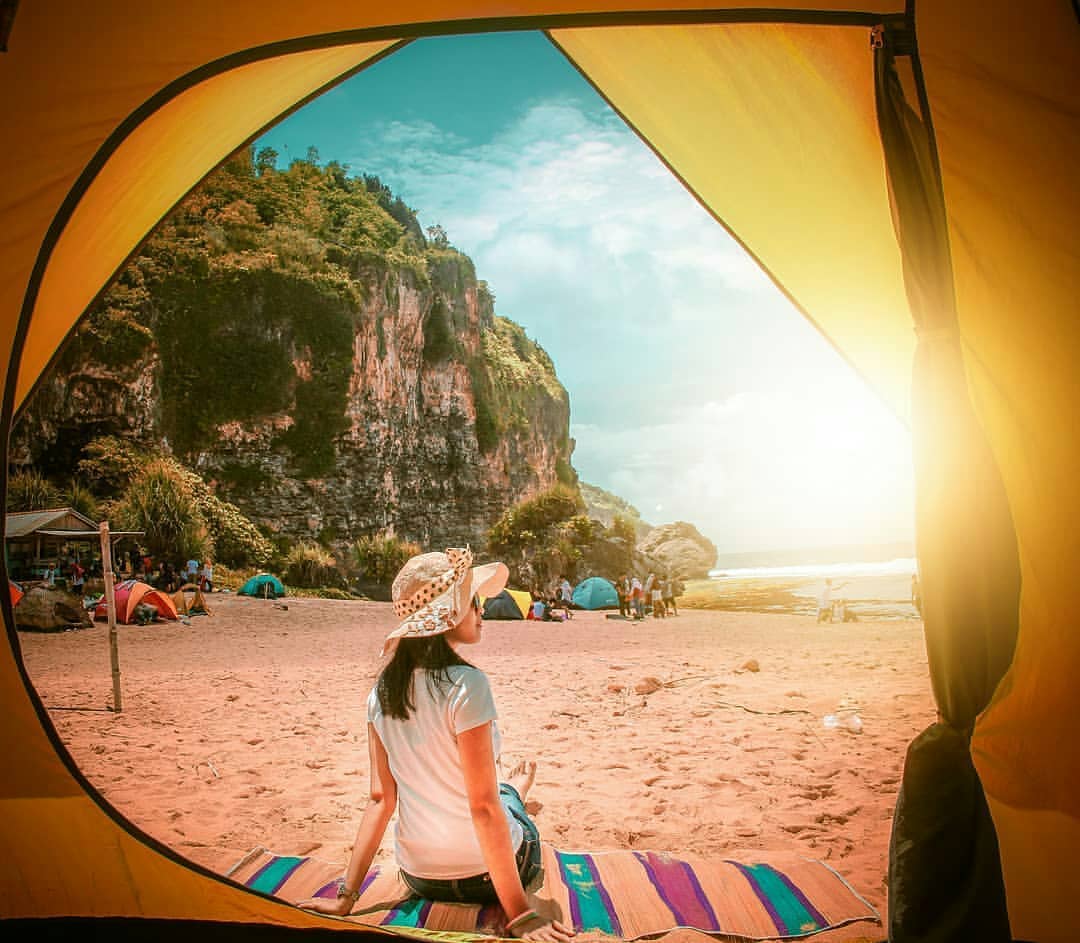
[636,521,718,579]
[15,587,92,632]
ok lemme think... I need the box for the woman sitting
[299,548,573,942]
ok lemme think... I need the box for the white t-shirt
[367,665,523,879]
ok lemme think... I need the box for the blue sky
[257,32,914,556]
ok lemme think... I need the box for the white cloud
[347,98,913,553]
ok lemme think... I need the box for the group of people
[816,578,858,623]
[123,552,214,594]
[615,572,681,619]
[526,575,574,622]
[40,557,89,592]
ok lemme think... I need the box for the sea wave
[709,557,917,582]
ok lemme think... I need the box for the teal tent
[572,577,618,610]
[237,574,286,599]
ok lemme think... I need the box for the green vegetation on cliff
[469,318,569,455]
[16,144,578,583]
[62,147,449,474]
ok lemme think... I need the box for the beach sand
[20,596,933,937]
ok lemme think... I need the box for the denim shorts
[400,784,543,903]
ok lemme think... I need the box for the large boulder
[636,521,717,579]
[15,586,93,632]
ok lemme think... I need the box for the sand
[19,596,933,935]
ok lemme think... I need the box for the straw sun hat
[384,547,508,653]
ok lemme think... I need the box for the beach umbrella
[238,573,286,599]
[572,577,619,610]
[0,4,1074,939]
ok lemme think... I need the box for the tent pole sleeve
[874,11,1019,941]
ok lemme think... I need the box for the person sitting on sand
[298,548,573,942]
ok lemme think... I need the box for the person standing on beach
[630,575,644,619]
[297,548,573,942]
[661,576,677,617]
[650,579,664,618]
[817,579,833,622]
[617,574,630,618]
[558,575,574,620]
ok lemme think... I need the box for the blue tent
[238,573,285,599]
[572,577,619,610]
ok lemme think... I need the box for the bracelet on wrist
[506,908,540,931]
[335,881,361,903]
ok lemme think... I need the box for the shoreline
[682,572,920,621]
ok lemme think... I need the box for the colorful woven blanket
[230,844,880,940]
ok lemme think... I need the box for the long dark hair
[377,634,474,720]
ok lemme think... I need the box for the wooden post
[99,521,122,712]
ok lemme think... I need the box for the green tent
[237,573,286,599]
[572,577,619,610]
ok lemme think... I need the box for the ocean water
[709,557,917,582]
[707,557,920,620]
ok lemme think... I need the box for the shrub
[487,485,584,552]
[487,485,591,586]
[77,436,152,496]
[555,457,578,487]
[113,459,212,563]
[6,469,60,511]
[64,479,100,521]
[352,533,421,586]
[284,541,344,589]
[198,492,273,569]
[612,514,637,546]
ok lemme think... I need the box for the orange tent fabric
[94,580,179,624]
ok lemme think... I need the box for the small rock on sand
[634,677,663,695]
[740,659,760,673]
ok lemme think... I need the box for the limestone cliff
[12,152,572,552]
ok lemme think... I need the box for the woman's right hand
[510,916,575,941]
[295,896,354,916]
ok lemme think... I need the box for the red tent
[94,579,178,624]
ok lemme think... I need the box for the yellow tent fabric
[1,2,1075,939]
[506,589,533,618]
[917,3,1080,940]
[550,22,914,419]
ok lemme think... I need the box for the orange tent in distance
[94,579,179,624]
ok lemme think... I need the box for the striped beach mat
[230,845,880,940]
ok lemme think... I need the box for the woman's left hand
[296,896,354,916]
